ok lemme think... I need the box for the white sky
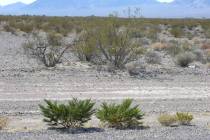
[0,0,174,6]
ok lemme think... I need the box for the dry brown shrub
[151,42,168,51]
[201,43,210,50]
[0,117,9,130]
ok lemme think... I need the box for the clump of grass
[176,112,193,125]
[176,52,195,67]
[0,117,9,130]
[158,114,177,127]
[96,99,144,129]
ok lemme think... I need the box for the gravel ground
[0,31,210,139]
[0,126,210,140]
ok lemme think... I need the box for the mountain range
[0,0,210,18]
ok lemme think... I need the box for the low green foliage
[176,112,193,125]
[158,114,177,127]
[96,99,144,128]
[39,99,95,128]
[170,26,184,38]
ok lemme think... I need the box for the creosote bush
[176,112,193,125]
[39,99,95,128]
[176,52,195,67]
[170,26,184,38]
[23,32,73,67]
[74,29,98,62]
[76,18,142,69]
[96,99,144,129]
[158,114,177,127]
[0,117,9,130]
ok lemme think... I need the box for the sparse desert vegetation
[0,15,210,139]
[176,112,193,125]
[158,114,178,127]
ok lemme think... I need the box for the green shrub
[158,114,177,127]
[78,19,141,69]
[96,99,144,129]
[176,52,195,67]
[39,99,95,128]
[170,26,184,38]
[74,29,98,62]
[176,112,193,125]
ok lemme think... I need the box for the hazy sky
[0,0,35,6]
[0,0,174,6]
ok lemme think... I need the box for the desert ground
[0,17,210,139]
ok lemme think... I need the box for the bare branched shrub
[23,32,73,67]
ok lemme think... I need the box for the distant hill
[0,0,210,18]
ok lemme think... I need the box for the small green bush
[158,114,177,127]
[176,52,195,67]
[170,26,184,38]
[176,112,193,125]
[96,99,144,129]
[39,99,95,128]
